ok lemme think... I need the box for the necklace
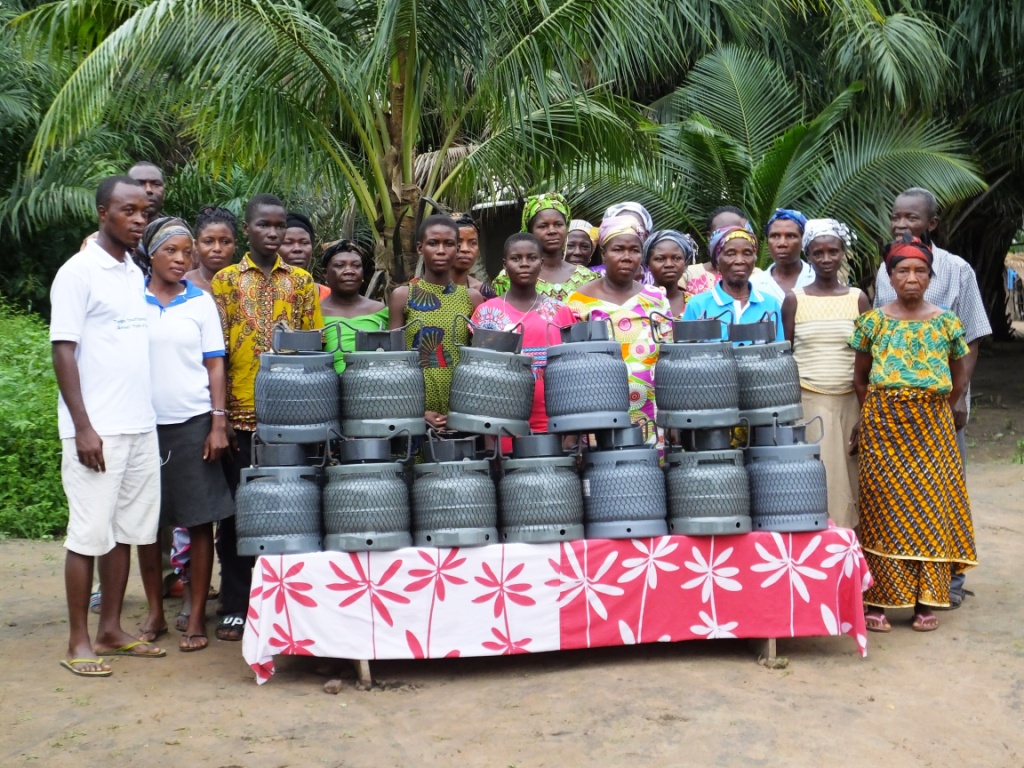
[502,291,541,320]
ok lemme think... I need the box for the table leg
[353,659,373,690]
[749,638,789,669]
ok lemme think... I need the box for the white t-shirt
[751,259,816,303]
[144,281,226,425]
[50,240,156,438]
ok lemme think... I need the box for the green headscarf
[521,192,571,232]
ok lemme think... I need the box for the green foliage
[0,300,65,539]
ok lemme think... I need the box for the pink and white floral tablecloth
[243,528,872,683]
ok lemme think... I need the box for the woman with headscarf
[138,216,232,652]
[449,213,496,299]
[683,205,752,296]
[849,235,977,633]
[320,239,388,374]
[567,216,672,445]
[493,193,595,301]
[752,208,815,302]
[279,212,330,301]
[592,202,657,284]
[645,230,697,317]
[781,219,869,529]
[681,226,784,341]
[565,220,599,267]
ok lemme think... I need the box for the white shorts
[62,430,161,556]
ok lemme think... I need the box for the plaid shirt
[874,246,991,344]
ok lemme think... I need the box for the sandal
[912,613,939,632]
[89,591,102,615]
[865,612,891,633]
[215,614,245,642]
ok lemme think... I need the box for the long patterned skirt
[858,387,977,609]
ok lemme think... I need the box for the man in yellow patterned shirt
[210,193,322,640]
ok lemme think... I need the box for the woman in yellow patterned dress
[388,215,484,430]
[849,235,977,633]
[566,216,672,445]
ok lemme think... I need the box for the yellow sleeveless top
[792,288,863,395]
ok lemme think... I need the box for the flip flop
[98,640,167,658]
[865,613,891,633]
[89,592,102,615]
[912,614,939,632]
[180,634,209,653]
[60,658,112,677]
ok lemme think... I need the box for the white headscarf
[602,202,654,240]
[802,218,853,252]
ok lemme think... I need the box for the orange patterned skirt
[858,387,977,608]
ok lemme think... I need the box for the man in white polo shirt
[51,175,166,677]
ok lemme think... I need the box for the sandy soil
[1,346,1022,768]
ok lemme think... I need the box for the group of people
[51,165,987,677]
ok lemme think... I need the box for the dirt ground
[1,343,1023,768]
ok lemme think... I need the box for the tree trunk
[945,198,1017,341]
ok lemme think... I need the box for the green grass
[0,299,65,538]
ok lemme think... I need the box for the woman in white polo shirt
[139,217,233,652]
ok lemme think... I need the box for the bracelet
[211,409,227,417]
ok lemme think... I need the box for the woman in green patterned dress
[849,235,977,633]
[320,240,388,374]
[493,193,595,301]
[388,215,484,430]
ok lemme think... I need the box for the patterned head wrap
[642,230,698,266]
[709,226,757,266]
[765,208,808,235]
[521,192,570,232]
[598,215,644,247]
[138,216,193,260]
[883,234,933,275]
[802,218,852,252]
[603,202,653,240]
[568,219,599,246]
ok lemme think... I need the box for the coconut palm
[18,0,748,285]
[569,46,985,283]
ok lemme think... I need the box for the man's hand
[76,426,105,472]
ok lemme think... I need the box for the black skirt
[157,414,234,528]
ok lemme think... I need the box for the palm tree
[18,0,737,285]
[569,46,985,282]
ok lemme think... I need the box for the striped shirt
[792,289,863,395]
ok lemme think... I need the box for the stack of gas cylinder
[656,315,828,534]
[236,328,339,556]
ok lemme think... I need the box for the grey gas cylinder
[499,434,584,543]
[236,465,322,556]
[582,427,667,539]
[340,350,426,437]
[412,459,498,547]
[654,341,740,429]
[322,462,411,552]
[745,419,828,532]
[545,350,631,434]
[447,346,535,436]
[255,350,341,443]
[729,327,802,426]
[665,449,751,535]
